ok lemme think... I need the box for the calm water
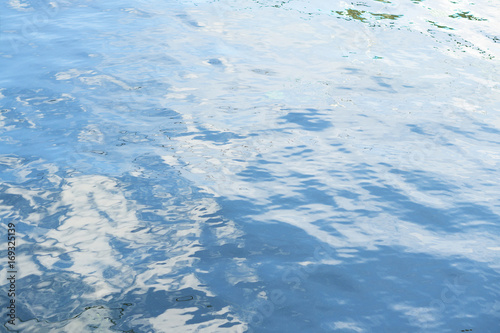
[1,0,500,332]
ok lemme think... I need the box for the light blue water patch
[1,0,500,332]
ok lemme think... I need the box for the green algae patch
[370,13,403,20]
[335,9,367,22]
[449,11,487,21]
[427,20,454,30]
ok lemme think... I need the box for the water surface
[1,0,500,332]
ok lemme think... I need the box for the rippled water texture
[1,0,500,332]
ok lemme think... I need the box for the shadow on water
[187,194,500,333]
[280,108,333,132]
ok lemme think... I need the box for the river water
[1,0,500,332]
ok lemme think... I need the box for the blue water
[1,0,500,332]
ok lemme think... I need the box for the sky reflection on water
[1,0,500,332]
